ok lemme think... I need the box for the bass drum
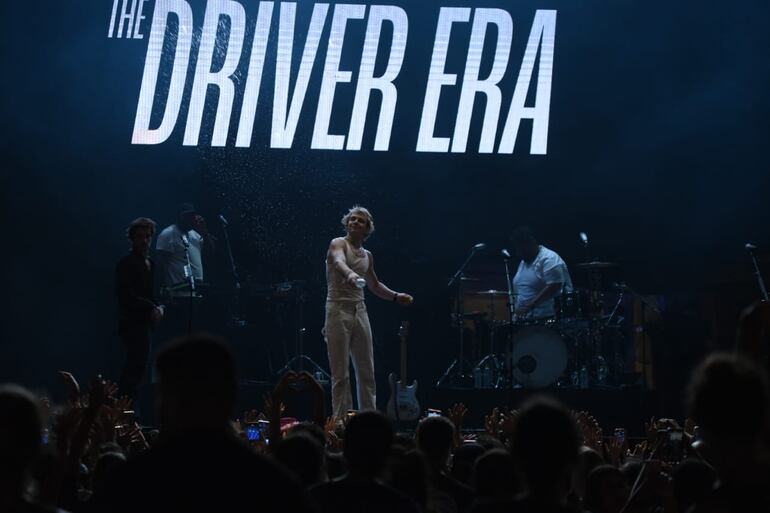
[511,323,568,388]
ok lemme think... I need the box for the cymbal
[575,261,619,269]
[476,289,508,296]
[460,276,482,282]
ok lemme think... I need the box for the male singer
[325,206,413,418]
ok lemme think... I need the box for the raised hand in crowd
[576,410,603,451]
[116,421,149,452]
[657,417,681,430]
[87,378,118,410]
[54,401,84,457]
[263,391,285,449]
[42,374,120,510]
[483,406,517,445]
[498,408,517,440]
[295,371,327,427]
[643,416,682,445]
[96,395,134,442]
[58,371,81,407]
[605,432,626,467]
[627,440,648,461]
[644,416,658,442]
[683,416,695,434]
[683,416,696,445]
[66,377,114,468]
[268,371,327,447]
[265,380,289,416]
[324,416,342,451]
[484,407,501,437]
[242,408,264,424]
[448,402,467,447]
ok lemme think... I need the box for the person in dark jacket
[115,217,163,400]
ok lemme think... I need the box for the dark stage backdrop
[2,1,769,408]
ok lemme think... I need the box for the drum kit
[439,259,630,390]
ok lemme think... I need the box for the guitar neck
[400,337,407,383]
[398,321,409,383]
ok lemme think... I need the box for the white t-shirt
[513,245,573,319]
[156,224,204,286]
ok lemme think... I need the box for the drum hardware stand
[473,353,501,388]
[437,243,486,387]
[599,286,627,385]
[613,281,659,389]
[603,287,625,329]
[575,233,621,389]
[746,243,769,302]
[471,289,509,388]
[276,282,330,381]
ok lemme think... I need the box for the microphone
[579,232,589,244]
[180,234,190,248]
[473,243,487,251]
[501,249,512,260]
[746,243,758,252]
[218,214,229,226]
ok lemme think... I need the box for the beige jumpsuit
[324,238,376,418]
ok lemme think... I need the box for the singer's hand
[347,273,362,288]
[396,293,414,306]
[150,306,164,323]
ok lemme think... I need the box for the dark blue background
[2,1,769,402]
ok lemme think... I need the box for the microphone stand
[447,247,479,288]
[181,235,195,335]
[220,217,246,327]
[747,245,769,302]
[580,232,592,262]
[581,235,601,314]
[438,246,482,387]
[503,254,516,388]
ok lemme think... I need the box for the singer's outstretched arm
[365,251,413,305]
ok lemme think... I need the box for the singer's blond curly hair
[341,206,375,240]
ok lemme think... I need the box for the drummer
[511,226,573,321]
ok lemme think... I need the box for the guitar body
[386,373,420,421]
[385,321,420,421]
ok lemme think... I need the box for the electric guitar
[386,321,420,421]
